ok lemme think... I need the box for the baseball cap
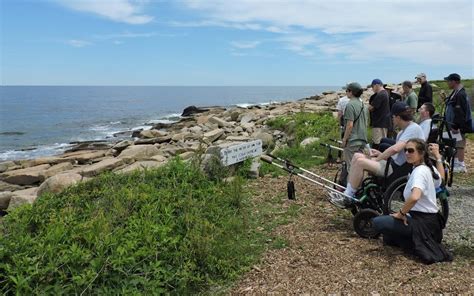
[444,73,461,82]
[415,73,426,79]
[391,101,410,116]
[371,79,383,86]
[346,82,363,93]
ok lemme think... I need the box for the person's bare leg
[348,157,381,190]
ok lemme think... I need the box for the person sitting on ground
[401,80,418,114]
[418,102,435,140]
[415,73,433,109]
[372,139,452,264]
[341,82,368,172]
[369,79,391,150]
[328,102,424,208]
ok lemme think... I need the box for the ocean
[0,86,338,161]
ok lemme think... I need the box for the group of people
[330,73,472,264]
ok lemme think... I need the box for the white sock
[344,183,356,197]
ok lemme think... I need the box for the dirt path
[232,167,474,294]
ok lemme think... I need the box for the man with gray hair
[415,73,433,109]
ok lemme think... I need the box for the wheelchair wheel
[353,209,380,239]
[437,190,450,224]
[382,176,408,215]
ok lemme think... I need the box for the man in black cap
[415,73,433,109]
[329,101,425,208]
[369,79,391,149]
[443,73,473,173]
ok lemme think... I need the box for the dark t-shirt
[369,89,391,128]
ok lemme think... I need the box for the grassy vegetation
[262,112,340,175]
[0,159,267,294]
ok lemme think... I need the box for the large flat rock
[40,162,74,179]
[116,160,166,174]
[62,150,106,164]
[118,145,162,161]
[7,187,39,210]
[38,172,83,196]
[1,164,51,185]
[0,191,14,209]
[81,158,125,177]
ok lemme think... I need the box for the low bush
[0,159,260,294]
[263,112,340,174]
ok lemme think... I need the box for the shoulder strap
[353,101,365,124]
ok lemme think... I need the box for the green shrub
[0,159,260,294]
[262,112,340,174]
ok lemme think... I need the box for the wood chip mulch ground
[231,163,474,294]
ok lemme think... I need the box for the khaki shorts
[456,134,466,149]
[372,128,388,145]
[376,159,393,177]
[344,144,366,172]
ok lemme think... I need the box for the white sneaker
[453,165,467,173]
[328,191,352,209]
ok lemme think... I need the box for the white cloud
[57,0,153,24]
[230,40,261,49]
[93,31,157,39]
[180,0,473,65]
[67,39,91,47]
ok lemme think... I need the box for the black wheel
[287,180,296,200]
[383,176,408,215]
[353,209,380,238]
[437,190,450,224]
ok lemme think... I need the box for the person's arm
[430,143,445,181]
[374,140,406,161]
[368,105,375,112]
[392,188,422,225]
[342,121,353,147]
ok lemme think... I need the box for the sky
[1,0,473,86]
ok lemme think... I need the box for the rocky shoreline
[0,87,375,213]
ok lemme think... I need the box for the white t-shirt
[391,122,425,166]
[403,165,442,213]
[419,118,432,141]
[336,96,350,115]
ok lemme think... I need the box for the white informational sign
[220,139,263,166]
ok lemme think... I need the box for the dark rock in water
[151,122,173,130]
[181,105,210,117]
[0,131,26,136]
[113,130,134,138]
[66,141,112,152]
[131,129,143,138]
[20,147,37,151]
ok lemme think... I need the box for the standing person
[401,80,418,114]
[372,139,452,264]
[336,93,350,137]
[443,73,473,173]
[369,79,391,149]
[418,103,435,140]
[342,82,368,172]
[415,73,433,109]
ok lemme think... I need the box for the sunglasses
[404,148,416,154]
